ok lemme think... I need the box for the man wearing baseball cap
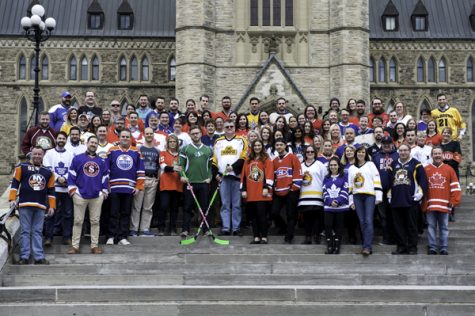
[49,91,72,132]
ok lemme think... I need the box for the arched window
[70,97,79,109]
[378,57,386,82]
[467,57,473,82]
[263,0,271,26]
[369,57,375,82]
[120,99,129,116]
[273,0,281,26]
[285,0,293,26]
[169,57,176,81]
[439,57,447,82]
[119,57,127,81]
[428,57,436,82]
[18,97,28,153]
[387,99,395,113]
[389,57,397,82]
[30,56,36,81]
[80,57,88,80]
[41,56,49,80]
[91,55,99,81]
[130,56,138,81]
[69,56,77,80]
[141,56,149,81]
[250,0,258,26]
[420,99,432,113]
[19,55,26,80]
[417,57,424,82]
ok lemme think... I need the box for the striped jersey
[298,160,327,207]
[107,145,145,193]
[68,153,109,199]
[273,152,303,196]
[423,163,461,213]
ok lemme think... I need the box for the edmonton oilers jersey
[107,146,145,193]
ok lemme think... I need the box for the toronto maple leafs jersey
[43,148,74,193]
[107,146,145,194]
[68,153,109,199]
[322,174,351,212]
[298,160,327,207]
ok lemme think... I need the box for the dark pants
[392,205,419,252]
[109,192,133,242]
[272,191,299,238]
[300,206,323,238]
[247,201,268,238]
[345,210,360,243]
[183,183,209,232]
[159,190,181,232]
[377,194,395,243]
[324,211,345,240]
[100,194,111,236]
[44,192,73,240]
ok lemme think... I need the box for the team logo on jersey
[116,154,134,171]
[221,146,237,156]
[353,172,365,189]
[302,171,313,186]
[394,169,410,185]
[428,172,446,189]
[275,167,293,177]
[28,174,46,191]
[55,161,68,176]
[249,164,263,182]
[328,184,341,199]
[379,157,393,170]
[83,161,100,177]
[35,136,53,150]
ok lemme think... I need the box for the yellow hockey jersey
[431,107,466,139]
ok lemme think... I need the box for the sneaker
[44,239,52,247]
[260,238,268,244]
[440,249,449,255]
[17,258,29,265]
[180,230,189,237]
[157,229,165,236]
[118,239,131,245]
[67,247,80,254]
[141,230,156,237]
[106,238,114,245]
[232,230,243,237]
[170,230,178,236]
[218,230,230,236]
[34,258,50,265]
[428,249,437,255]
[90,247,103,254]
[250,238,261,244]
[128,230,138,237]
[361,248,371,256]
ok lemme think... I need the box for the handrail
[0,205,18,251]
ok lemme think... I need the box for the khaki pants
[130,177,158,232]
[72,194,104,249]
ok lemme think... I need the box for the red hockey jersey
[423,163,461,213]
[272,153,302,196]
[240,158,274,202]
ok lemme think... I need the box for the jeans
[376,194,395,243]
[353,194,375,250]
[426,211,449,251]
[44,192,73,240]
[220,177,242,232]
[19,207,45,261]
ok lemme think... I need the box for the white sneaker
[106,238,114,245]
[118,238,131,245]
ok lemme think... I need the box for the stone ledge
[0,187,19,272]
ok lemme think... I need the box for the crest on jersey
[55,161,68,176]
[249,164,263,182]
[221,146,237,155]
[28,174,46,191]
[353,172,365,189]
[428,172,446,189]
[394,169,410,185]
[302,171,313,186]
[116,154,133,171]
[328,184,341,198]
[36,136,53,150]
[83,161,100,177]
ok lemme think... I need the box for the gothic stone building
[0,0,474,191]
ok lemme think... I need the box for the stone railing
[0,188,19,270]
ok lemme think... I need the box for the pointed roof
[412,0,428,16]
[118,0,133,14]
[382,0,398,16]
[235,54,309,111]
[87,0,103,14]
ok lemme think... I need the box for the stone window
[427,57,436,82]
[417,57,424,82]
[119,57,127,81]
[30,55,36,81]
[130,56,138,81]
[80,57,88,80]
[369,57,375,82]
[389,57,397,82]
[250,0,293,27]
[413,16,427,31]
[141,57,149,81]
[169,57,176,81]
[18,54,26,80]
[383,16,397,31]
[69,56,77,81]
[18,97,28,154]
[439,57,447,82]
[467,57,474,82]
[41,56,49,80]
[91,56,100,81]
[378,57,386,82]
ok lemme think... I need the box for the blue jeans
[19,207,46,261]
[353,194,375,250]
[220,177,242,232]
[44,192,73,240]
[426,211,449,251]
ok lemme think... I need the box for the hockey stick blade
[211,235,230,245]
[180,237,198,245]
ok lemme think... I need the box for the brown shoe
[44,239,52,247]
[67,247,80,254]
[361,248,371,256]
[90,247,103,254]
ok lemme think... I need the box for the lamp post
[20,4,56,125]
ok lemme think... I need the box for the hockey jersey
[212,135,248,178]
[43,148,74,193]
[107,146,145,193]
[240,158,274,202]
[322,174,351,212]
[388,158,428,208]
[348,161,383,202]
[440,140,462,177]
[21,126,57,155]
[9,162,56,210]
[48,103,70,131]
[273,152,303,196]
[298,160,327,207]
[431,106,466,139]
[68,153,109,199]
[372,149,399,192]
[423,163,461,213]
[159,150,183,192]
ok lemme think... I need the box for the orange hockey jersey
[423,163,461,213]
[240,158,274,202]
[272,153,302,196]
[159,150,183,192]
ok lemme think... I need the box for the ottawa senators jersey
[240,158,274,202]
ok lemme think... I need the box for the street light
[20,4,56,125]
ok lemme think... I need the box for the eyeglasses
[224,126,234,129]
[111,104,120,107]
[306,151,315,154]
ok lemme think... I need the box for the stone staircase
[1,197,475,315]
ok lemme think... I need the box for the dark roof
[0,0,175,38]
[382,0,399,16]
[87,0,103,14]
[412,0,428,16]
[370,0,475,39]
[117,0,133,14]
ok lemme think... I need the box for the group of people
[11,91,464,264]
